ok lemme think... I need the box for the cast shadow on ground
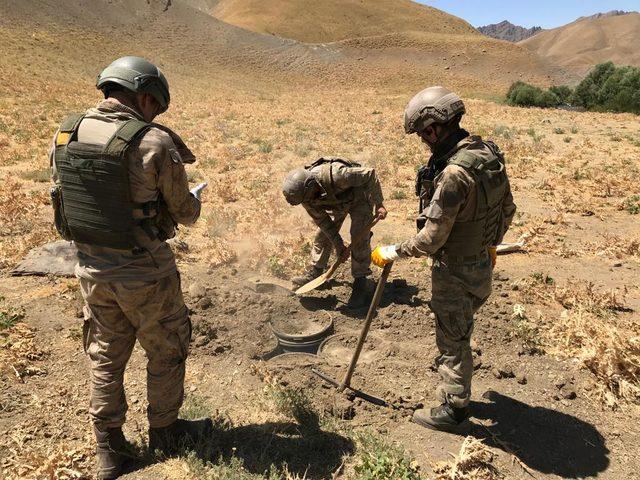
[126,419,354,479]
[466,391,609,478]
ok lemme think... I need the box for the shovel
[312,261,393,407]
[295,216,380,295]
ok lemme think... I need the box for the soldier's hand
[335,239,350,262]
[376,205,388,220]
[488,246,497,269]
[371,245,398,268]
[190,182,208,201]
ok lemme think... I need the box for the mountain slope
[478,21,542,42]
[519,12,640,76]
[210,0,477,43]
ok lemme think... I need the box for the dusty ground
[1,87,639,479]
[0,1,639,478]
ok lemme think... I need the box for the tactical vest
[441,141,508,258]
[53,113,159,250]
[306,157,361,208]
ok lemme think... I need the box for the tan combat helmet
[282,168,313,205]
[404,86,466,134]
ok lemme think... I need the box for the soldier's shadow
[127,419,354,479]
[464,391,609,478]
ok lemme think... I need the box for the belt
[433,249,489,265]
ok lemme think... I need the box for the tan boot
[94,427,128,480]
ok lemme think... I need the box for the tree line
[506,62,640,114]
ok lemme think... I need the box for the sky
[417,0,640,28]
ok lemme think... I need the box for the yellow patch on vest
[56,132,71,146]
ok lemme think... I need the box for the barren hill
[209,0,477,43]
[519,12,640,76]
[0,0,564,95]
[478,21,542,43]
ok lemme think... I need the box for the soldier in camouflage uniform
[372,87,516,431]
[50,57,209,479]
[282,158,387,307]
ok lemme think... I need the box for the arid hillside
[519,12,640,76]
[209,0,476,42]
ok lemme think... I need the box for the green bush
[506,81,559,108]
[549,85,574,104]
[572,62,640,114]
[505,63,640,114]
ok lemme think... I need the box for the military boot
[94,426,129,480]
[347,277,372,309]
[291,266,325,287]
[411,403,469,432]
[149,418,213,455]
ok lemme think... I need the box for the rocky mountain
[478,20,542,42]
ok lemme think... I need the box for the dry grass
[517,277,639,407]
[433,437,502,480]
[0,321,48,381]
[2,441,92,480]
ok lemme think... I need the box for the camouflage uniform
[398,132,516,408]
[303,160,384,278]
[50,99,200,430]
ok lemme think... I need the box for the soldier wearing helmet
[282,158,387,307]
[50,56,209,479]
[371,86,517,431]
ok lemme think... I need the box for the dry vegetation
[0,2,639,478]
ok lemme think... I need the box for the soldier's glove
[488,246,497,269]
[190,182,208,201]
[371,245,398,268]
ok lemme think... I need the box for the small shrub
[0,298,24,330]
[623,195,640,214]
[553,127,565,134]
[267,255,286,278]
[180,395,215,420]
[564,136,572,143]
[391,190,407,200]
[354,432,421,480]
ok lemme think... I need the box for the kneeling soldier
[282,158,387,307]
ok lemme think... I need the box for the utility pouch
[50,185,72,241]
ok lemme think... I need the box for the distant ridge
[577,10,636,21]
[478,20,542,43]
[519,11,640,76]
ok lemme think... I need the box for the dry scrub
[516,278,639,407]
[433,437,502,480]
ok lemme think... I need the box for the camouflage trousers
[311,202,374,278]
[430,255,492,408]
[79,273,191,430]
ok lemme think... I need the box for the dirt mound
[210,0,476,43]
[519,12,640,76]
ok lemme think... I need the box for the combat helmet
[282,168,314,206]
[96,56,170,113]
[404,86,465,134]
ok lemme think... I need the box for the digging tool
[312,261,393,407]
[294,216,381,295]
